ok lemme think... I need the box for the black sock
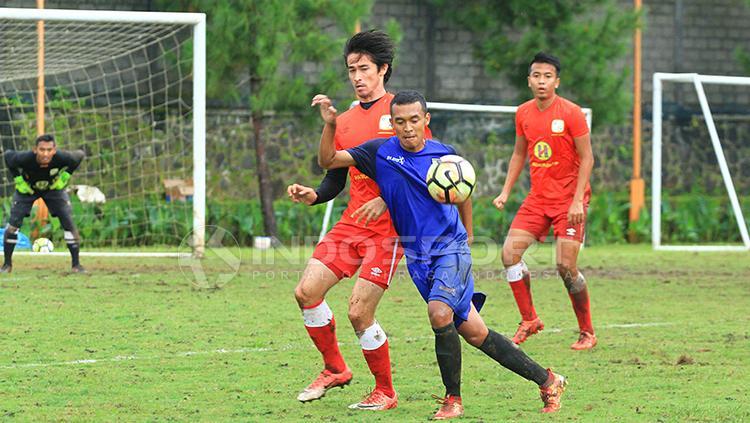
[3,230,17,266]
[67,243,80,267]
[478,329,549,385]
[433,323,462,397]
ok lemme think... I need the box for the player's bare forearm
[458,198,473,245]
[500,136,528,196]
[317,122,337,168]
[572,134,594,202]
[501,151,527,196]
[321,151,356,170]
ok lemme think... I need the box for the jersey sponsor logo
[533,141,552,161]
[566,227,577,237]
[551,119,565,133]
[386,155,405,165]
[34,180,50,190]
[379,115,393,131]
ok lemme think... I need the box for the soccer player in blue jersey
[313,89,568,419]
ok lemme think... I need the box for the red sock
[568,288,594,334]
[509,274,537,321]
[362,340,395,397]
[304,315,347,373]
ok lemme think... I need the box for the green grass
[0,245,748,421]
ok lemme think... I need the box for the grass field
[0,244,748,421]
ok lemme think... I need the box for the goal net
[652,72,750,251]
[0,8,206,256]
[318,101,592,241]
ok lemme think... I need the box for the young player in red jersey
[287,30,430,411]
[493,52,597,350]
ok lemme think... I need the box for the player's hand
[287,183,317,205]
[567,199,585,226]
[492,192,509,210]
[311,94,337,125]
[49,171,71,190]
[14,176,34,195]
[351,197,387,226]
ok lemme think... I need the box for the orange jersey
[333,92,431,236]
[515,95,590,201]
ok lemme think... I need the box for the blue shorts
[407,252,476,324]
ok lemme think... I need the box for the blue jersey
[348,136,469,260]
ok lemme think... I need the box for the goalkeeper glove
[50,171,72,190]
[14,176,33,194]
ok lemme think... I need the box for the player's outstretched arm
[493,135,528,210]
[310,168,348,205]
[287,183,318,205]
[568,133,595,225]
[457,197,474,245]
[312,94,356,170]
[67,149,86,173]
[3,150,20,176]
[351,196,388,227]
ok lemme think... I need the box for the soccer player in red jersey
[493,52,597,350]
[287,30,430,411]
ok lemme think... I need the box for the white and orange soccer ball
[32,237,54,253]
[426,155,476,204]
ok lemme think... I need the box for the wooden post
[33,0,49,238]
[629,0,645,241]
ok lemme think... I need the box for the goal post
[318,101,592,241]
[0,7,206,257]
[651,72,750,251]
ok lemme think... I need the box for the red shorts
[312,222,403,289]
[510,195,589,243]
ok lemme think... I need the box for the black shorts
[9,190,74,228]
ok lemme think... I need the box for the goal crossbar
[652,72,750,251]
[0,7,207,257]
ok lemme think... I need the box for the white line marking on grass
[0,322,673,370]
[543,321,675,333]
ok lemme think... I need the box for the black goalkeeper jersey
[4,150,84,192]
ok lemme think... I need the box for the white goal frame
[652,72,750,251]
[319,101,593,241]
[0,8,206,258]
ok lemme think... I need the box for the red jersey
[334,93,398,237]
[333,92,432,237]
[515,95,590,201]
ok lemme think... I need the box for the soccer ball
[32,237,54,253]
[426,155,476,204]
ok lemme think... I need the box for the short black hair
[35,134,55,145]
[390,90,427,114]
[528,52,561,76]
[344,29,395,84]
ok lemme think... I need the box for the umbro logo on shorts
[370,267,383,277]
[566,228,577,236]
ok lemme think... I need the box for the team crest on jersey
[551,119,565,133]
[534,141,552,161]
[379,115,393,131]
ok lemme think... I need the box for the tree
[157,0,372,240]
[431,0,640,125]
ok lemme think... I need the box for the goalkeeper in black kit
[2,134,86,273]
